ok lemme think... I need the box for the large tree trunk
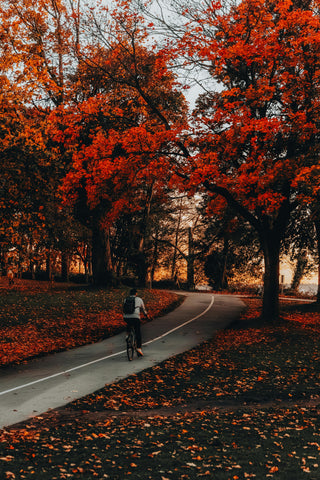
[203,181,292,322]
[91,226,113,286]
[136,253,148,288]
[261,232,281,322]
[61,252,69,282]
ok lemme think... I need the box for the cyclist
[123,288,149,357]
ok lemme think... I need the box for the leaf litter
[1,287,320,478]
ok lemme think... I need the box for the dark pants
[125,317,142,348]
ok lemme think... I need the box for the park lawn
[68,298,320,412]
[1,291,320,479]
[1,406,319,479]
[0,279,183,367]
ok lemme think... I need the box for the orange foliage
[179,0,320,216]
[284,312,320,326]
[70,296,320,413]
[0,280,180,367]
[48,28,187,229]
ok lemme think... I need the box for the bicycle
[126,325,137,361]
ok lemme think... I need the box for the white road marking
[143,295,214,345]
[0,295,214,397]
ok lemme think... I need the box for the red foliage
[0,279,180,367]
[283,311,320,326]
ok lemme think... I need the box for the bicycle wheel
[126,329,135,361]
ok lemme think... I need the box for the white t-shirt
[123,296,147,319]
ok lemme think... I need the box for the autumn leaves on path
[2,297,320,479]
[0,283,182,367]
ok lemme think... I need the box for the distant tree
[201,200,262,290]
[204,251,226,290]
[0,0,86,277]
[313,208,320,302]
[281,205,316,293]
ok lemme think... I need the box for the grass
[65,299,320,412]
[1,407,320,479]
[1,286,320,479]
[0,280,183,366]
[0,287,178,328]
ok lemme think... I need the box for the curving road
[0,292,245,429]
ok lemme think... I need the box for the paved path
[0,292,245,429]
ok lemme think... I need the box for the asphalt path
[0,292,245,429]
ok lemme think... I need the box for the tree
[0,0,87,278]
[49,9,187,285]
[0,0,82,107]
[147,0,320,320]
[292,192,320,301]
[201,203,262,291]
[281,205,316,293]
[0,0,188,286]
[111,186,173,288]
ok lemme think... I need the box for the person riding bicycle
[123,288,149,357]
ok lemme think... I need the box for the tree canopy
[1,0,320,320]
[147,0,320,319]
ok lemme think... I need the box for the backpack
[123,296,136,315]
